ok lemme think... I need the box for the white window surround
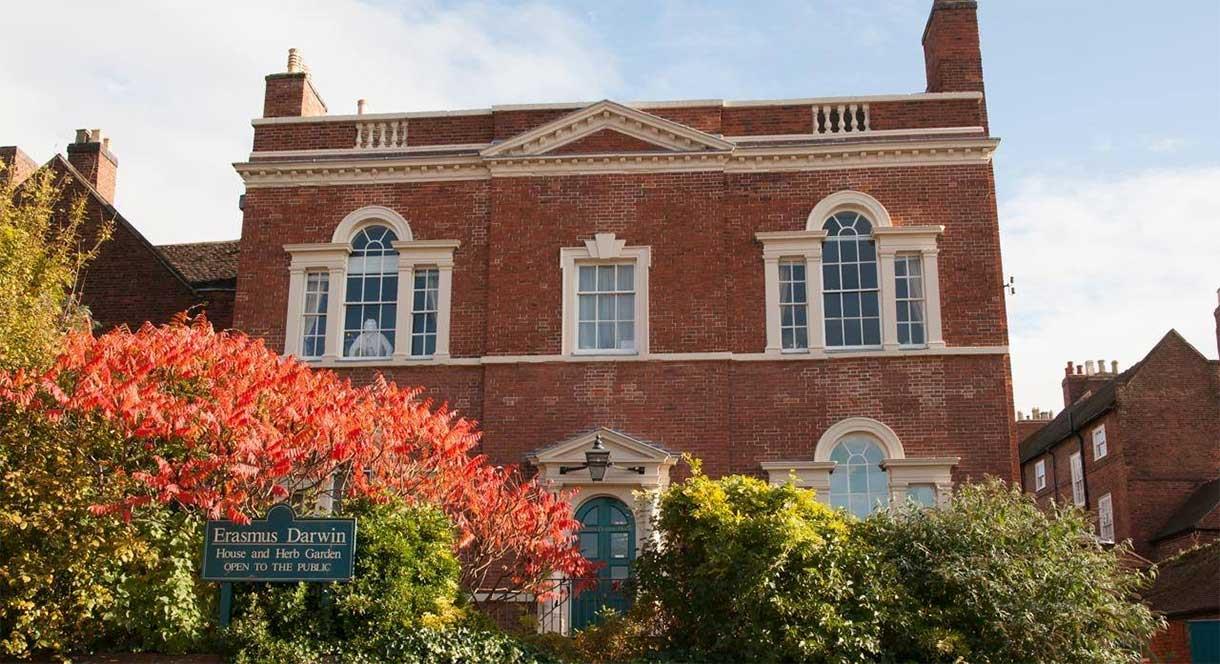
[1034,458,1047,491]
[283,205,460,364]
[762,416,958,508]
[1097,493,1115,543]
[1092,424,1108,460]
[560,233,651,357]
[1070,451,1086,507]
[757,190,944,357]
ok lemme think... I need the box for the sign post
[202,504,357,626]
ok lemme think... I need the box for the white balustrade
[354,120,408,150]
[814,103,870,135]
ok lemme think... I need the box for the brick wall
[234,158,1014,481]
[1022,334,1220,561]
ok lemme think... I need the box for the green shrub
[634,470,888,663]
[859,479,1163,664]
[227,498,463,662]
[0,408,212,658]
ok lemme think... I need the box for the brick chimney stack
[66,129,118,205]
[922,1,987,125]
[1061,358,1120,408]
[263,48,327,118]
[0,146,38,188]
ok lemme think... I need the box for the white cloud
[0,1,620,244]
[1001,167,1220,413]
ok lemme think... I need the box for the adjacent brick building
[1,133,237,331]
[1017,299,1220,662]
[229,0,1015,632]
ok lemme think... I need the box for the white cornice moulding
[234,138,999,187]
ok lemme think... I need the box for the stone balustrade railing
[814,103,870,135]
[355,120,408,149]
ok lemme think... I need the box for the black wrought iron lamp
[559,433,645,482]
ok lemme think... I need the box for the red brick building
[230,0,1014,631]
[1017,301,1220,662]
[1,135,237,331]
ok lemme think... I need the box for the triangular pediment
[527,427,675,466]
[482,100,734,158]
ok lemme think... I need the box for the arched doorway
[571,496,635,631]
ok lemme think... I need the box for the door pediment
[527,427,677,487]
[481,100,734,159]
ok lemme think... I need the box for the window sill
[572,349,639,357]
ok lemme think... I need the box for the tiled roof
[157,240,240,289]
[1153,479,1220,543]
[1017,363,1140,463]
[1142,542,1220,617]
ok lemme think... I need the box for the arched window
[828,435,889,518]
[344,225,398,357]
[822,212,880,348]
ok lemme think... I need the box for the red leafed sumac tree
[0,317,591,602]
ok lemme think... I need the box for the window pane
[619,294,635,322]
[610,533,629,559]
[579,323,596,349]
[617,322,634,346]
[793,327,808,349]
[825,293,842,317]
[597,265,615,290]
[842,264,859,289]
[862,291,879,317]
[863,318,881,346]
[598,322,615,349]
[845,321,862,346]
[826,320,843,347]
[617,265,634,290]
[579,266,596,291]
[579,294,595,320]
[823,264,840,290]
[580,533,598,558]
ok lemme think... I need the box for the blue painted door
[571,497,635,631]
[1190,620,1220,663]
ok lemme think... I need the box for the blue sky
[2,0,1218,411]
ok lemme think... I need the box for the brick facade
[233,0,1016,498]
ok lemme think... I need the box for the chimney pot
[1098,358,1106,374]
[1111,360,1118,374]
[357,99,367,115]
[1085,360,1096,375]
[286,48,304,74]
[1017,410,1025,421]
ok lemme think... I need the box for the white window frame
[1097,493,1114,543]
[1070,452,1086,507]
[282,205,459,364]
[757,191,945,357]
[560,233,651,357]
[762,417,958,510]
[894,252,928,348]
[1034,459,1047,491]
[1092,424,1108,460]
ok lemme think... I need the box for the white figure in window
[347,318,392,357]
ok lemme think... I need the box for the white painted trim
[389,240,461,361]
[815,417,905,461]
[807,190,893,230]
[333,205,413,242]
[284,245,349,358]
[297,345,1010,368]
[481,100,734,158]
[559,234,651,358]
[762,460,837,502]
[881,457,959,507]
[757,231,827,354]
[249,92,984,126]
[234,139,999,187]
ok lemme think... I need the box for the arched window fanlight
[822,212,881,348]
[344,225,399,358]
[828,435,889,517]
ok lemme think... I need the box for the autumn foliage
[0,317,591,600]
